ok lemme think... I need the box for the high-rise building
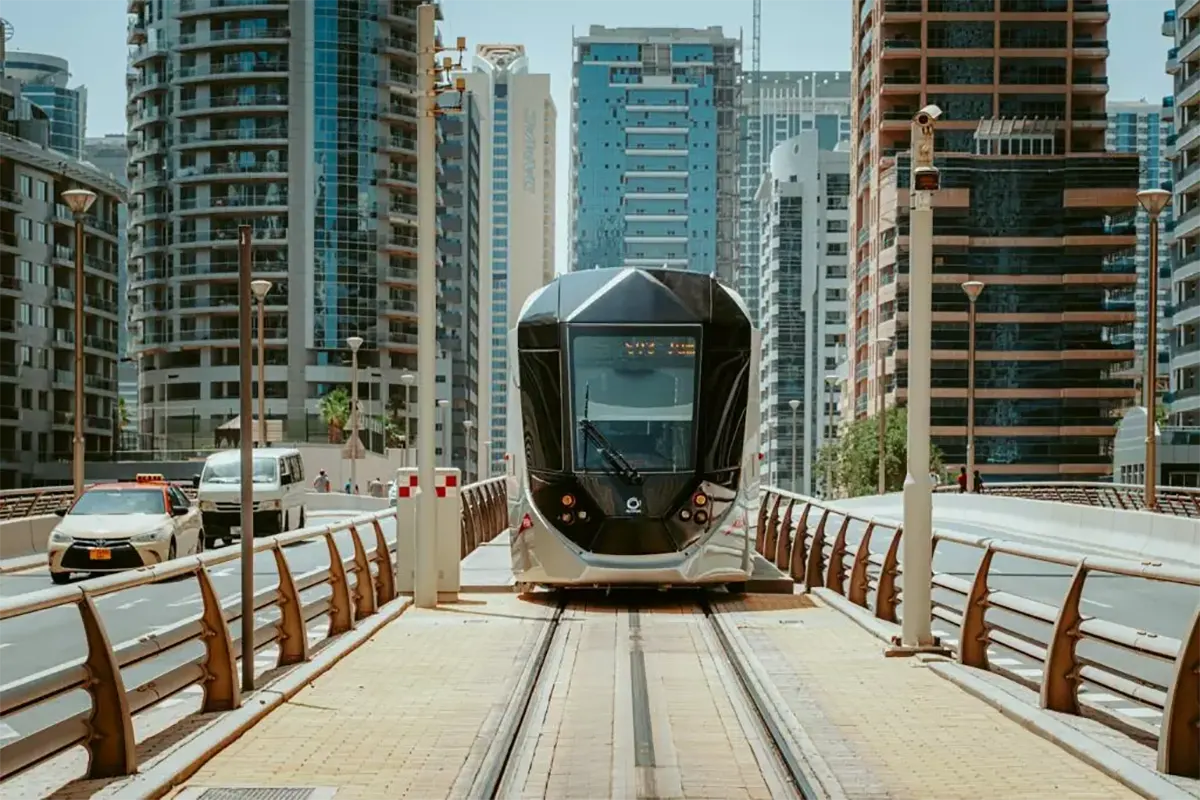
[0,51,87,159]
[1105,102,1172,380]
[125,0,436,451]
[739,71,852,324]
[435,88,487,483]
[848,0,1140,481]
[755,131,850,495]
[82,134,138,450]
[569,26,740,281]
[465,44,555,476]
[1164,8,1200,427]
[1,79,124,487]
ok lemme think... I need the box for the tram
[506,267,760,590]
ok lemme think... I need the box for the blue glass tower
[569,27,740,282]
[0,52,86,159]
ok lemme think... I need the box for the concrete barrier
[303,492,391,514]
[833,492,1200,567]
[0,514,59,560]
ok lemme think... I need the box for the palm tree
[318,387,351,443]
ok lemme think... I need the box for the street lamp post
[483,440,492,478]
[347,336,364,494]
[400,372,415,467]
[437,399,449,468]
[1136,188,1171,512]
[896,105,942,652]
[788,399,800,493]
[61,188,97,501]
[875,337,891,494]
[463,418,474,482]
[961,280,985,492]
[235,224,256,691]
[251,280,272,447]
[824,374,839,498]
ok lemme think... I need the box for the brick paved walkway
[728,593,1139,800]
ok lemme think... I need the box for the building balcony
[384,265,418,286]
[51,331,119,356]
[175,160,287,182]
[178,0,290,16]
[177,93,289,117]
[49,288,120,318]
[178,191,288,215]
[129,42,167,66]
[382,101,418,124]
[177,27,290,51]
[175,59,289,82]
[175,227,288,248]
[380,166,419,191]
[129,105,167,131]
[383,36,418,59]
[382,134,417,157]
[130,170,169,193]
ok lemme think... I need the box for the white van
[196,448,308,547]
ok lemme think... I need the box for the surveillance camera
[915,104,943,126]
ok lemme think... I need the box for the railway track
[469,590,820,800]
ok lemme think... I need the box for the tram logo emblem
[625,496,643,515]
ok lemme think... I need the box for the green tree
[814,406,945,499]
[1155,403,1168,427]
[318,387,351,443]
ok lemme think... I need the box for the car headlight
[49,531,74,545]
[199,500,216,512]
[131,526,172,544]
[258,499,281,511]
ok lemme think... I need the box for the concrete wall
[0,515,59,560]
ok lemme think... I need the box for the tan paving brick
[179,594,551,800]
[727,593,1140,800]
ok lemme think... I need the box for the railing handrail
[0,476,508,783]
[930,481,1200,518]
[754,485,1200,780]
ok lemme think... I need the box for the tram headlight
[560,511,574,525]
[692,492,708,507]
[561,494,576,508]
[694,510,709,525]
[679,508,692,521]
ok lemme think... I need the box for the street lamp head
[915,104,942,125]
[876,337,891,349]
[437,399,449,407]
[1136,188,1172,218]
[250,279,272,300]
[824,374,841,384]
[788,399,800,411]
[961,280,985,302]
[346,336,364,353]
[61,188,97,216]
[463,419,474,429]
[400,372,415,386]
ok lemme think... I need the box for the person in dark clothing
[973,470,984,493]
[957,466,968,493]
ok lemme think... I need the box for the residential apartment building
[755,131,850,495]
[125,0,438,451]
[739,71,852,324]
[435,89,486,483]
[0,78,124,488]
[82,133,138,449]
[0,51,87,159]
[569,26,740,281]
[464,44,555,476]
[848,0,1140,481]
[1105,101,1172,380]
[1164,6,1200,426]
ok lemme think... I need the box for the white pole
[900,111,937,649]
[414,3,438,609]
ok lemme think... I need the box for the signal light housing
[692,492,708,507]
[694,510,709,525]
[561,494,576,508]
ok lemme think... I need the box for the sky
[0,0,1172,274]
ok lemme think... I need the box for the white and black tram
[506,267,761,590]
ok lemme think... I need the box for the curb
[929,662,1193,800]
[0,554,45,574]
[96,595,413,800]
[812,589,1191,800]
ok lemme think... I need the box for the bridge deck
[164,591,1137,799]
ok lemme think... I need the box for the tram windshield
[570,329,699,474]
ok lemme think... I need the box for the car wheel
[168,537,177,562]
[51,571,70,585]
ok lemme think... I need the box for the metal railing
[933,481,1200,518]
[754,486,1200,779]
[0,477,507,781]
[0,484,199,521]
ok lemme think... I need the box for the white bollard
[434,468,462,601]
[392,468,419,594]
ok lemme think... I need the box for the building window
[35,180,49,202]
[19,218,32,240]
[19,175,32,197]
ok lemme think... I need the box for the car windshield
[70,489,165,516]
[570,330,698,473]
[201,456,279,484]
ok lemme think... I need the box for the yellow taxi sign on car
[135,473,165,483]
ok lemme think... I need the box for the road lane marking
[990,658,1022,667]
[211,568,235,578]
[0,723,18,740]
[1014,668,1044,678]
[1117,707,1162,719]
[0,644,10,651]
[116,598,149,611]
[159,698,187,709]
[1081,693,1123,703]
[167,595,202,608]
[1081,597,1114,609]
[181,686,203,695]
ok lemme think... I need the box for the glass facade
[18,86,85,159]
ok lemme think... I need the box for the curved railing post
[77,591,136,778]
[774,499,795,569]
[763,494,781,561]
[847,522,875,607]
[803,508,829,591]
[322,532,354,637]
[874,526,902,623]
[273,542,311,666]
[824,516,850,595]
[372,518,396,605]
[1159,604,1200,778]
[348,525,378,621]
[958,545,995,670]
[195,566,240,712]
[1040,563,1088,715]
[788,503,811,580]
[755,491,773,554]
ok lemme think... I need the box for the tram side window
[519,350,565,473]
[698,348,750,473]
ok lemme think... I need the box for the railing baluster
[274,542,311,665]
[322,532,354,638]
[1040,564,1089,715]
[1159,605,1200,778]
[77,591,136,778]
[195,566,240,712]
[348,525,377,621]
[372,518,396,605]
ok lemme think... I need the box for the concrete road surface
[808,498,1197,729]
[0,512,397,745]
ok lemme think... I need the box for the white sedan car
[47,478,204,584]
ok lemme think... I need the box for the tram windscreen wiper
[579,419,644,486]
